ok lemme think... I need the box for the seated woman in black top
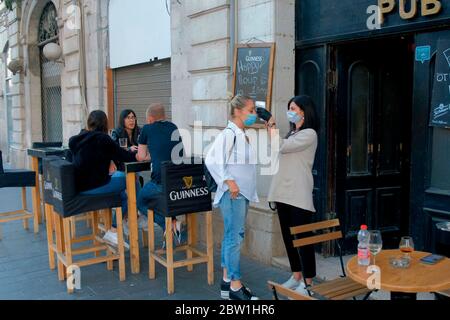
[69,110,137,247]
[111,109,141,172]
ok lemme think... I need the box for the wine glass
[399,236,414,261]
[368,230,383,265]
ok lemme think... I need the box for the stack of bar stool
[147,160,214,294]
[42,155,97,277]
[32,142,62,224]
[49,159,127,293]
[42,155,95,279]
[0,150,36,239]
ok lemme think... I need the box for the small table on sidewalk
[27,147,67,233]
[347,250,450,300]
[125,161,151,274]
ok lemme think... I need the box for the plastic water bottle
[357,225,370,266]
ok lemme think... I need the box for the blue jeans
[219,191,249,281]
[137,181,166,230]
[80,171,139,228]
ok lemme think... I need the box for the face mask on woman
[287,111,304,124]
[244,114,258,126]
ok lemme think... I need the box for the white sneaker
[294,282,311,296]
[281,275,301,290]
[102,230,130,250]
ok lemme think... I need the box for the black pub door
[334,37,413,252]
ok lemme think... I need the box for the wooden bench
[268,281,317,300]
[292,219,373,300]
[269,219,374,300]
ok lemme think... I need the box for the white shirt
[205,121,259,207]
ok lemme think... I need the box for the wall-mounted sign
[378,0,442,24]
[430,39,450,128]
[232,43,276,112]
[416,45,431,63]
[297,0,450,46]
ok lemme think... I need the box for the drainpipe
[76,0,89,128]
[96,0,104,110]
[230,0,237,88]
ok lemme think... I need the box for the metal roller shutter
[114,58,171,127]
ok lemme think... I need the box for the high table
[347,249,450,300]
[125,161,151,274]
[27,147,67,233]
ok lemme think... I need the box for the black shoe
[229,286,259,300]
[220,280,231,299]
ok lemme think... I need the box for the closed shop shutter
[114,58,171,127]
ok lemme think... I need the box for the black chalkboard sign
[232,43,275,112]
[430,39,450,128]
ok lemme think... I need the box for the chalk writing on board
[233,44,275,112]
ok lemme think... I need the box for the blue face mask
[244,114,258,126]
[287,111,303,124]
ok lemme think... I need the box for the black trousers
[276,202,316,279]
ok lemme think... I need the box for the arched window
[38,2,62,142]
[38,2,59,44]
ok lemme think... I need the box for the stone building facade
[0,0,109,168]
[171,0,296,265]
[0,0,296,265]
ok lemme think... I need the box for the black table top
[27,147,68,158]
[125,161,151,173]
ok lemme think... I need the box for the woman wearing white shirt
[266,95,319,296]
[205,95,259,301]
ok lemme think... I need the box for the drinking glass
[119,138,128,149]
[368,230,383,265]
[399,236,414,261]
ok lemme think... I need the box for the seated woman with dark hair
[111,109,141,172]
[69,110,138,247]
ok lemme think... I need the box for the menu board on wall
[430,39,450,128]
[232,43,276,112]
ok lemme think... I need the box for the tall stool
[0,150,36,239]
[42,156,64,273]
[32,142,62,224]
[147,160,214,294]
[42,156,96,276]
[49,159,126,293]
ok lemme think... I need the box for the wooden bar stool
[31,142,63,224]
[41,156,65,272]
[42,157,99,277]
[49,159,126,293]
[0,150,36,239]
[146,160,214,294]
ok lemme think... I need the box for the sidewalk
[0,187,435,300]
[0,187,290,300]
